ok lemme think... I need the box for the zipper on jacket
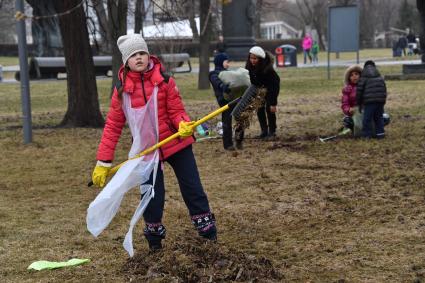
[141,74,148,104]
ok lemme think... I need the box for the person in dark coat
[397,36,408,56]
[245,46,280,139]
[407,31,417,55]
[209,52,238,150]
[356,60,387,139]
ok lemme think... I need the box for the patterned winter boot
[144,223,166,252]
[191,212,217,241]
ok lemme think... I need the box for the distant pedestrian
[302,34,313,64]
[397,36,408,56]
[356,60,387,139]
[407,31,417,55]
[311,41,320,65]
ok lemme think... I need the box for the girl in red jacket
[341,65,362,130]
[91,34,216,251]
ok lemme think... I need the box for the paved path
[1,57,423,84]
[297,57,422,68]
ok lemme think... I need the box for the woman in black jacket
[245,46,280,139]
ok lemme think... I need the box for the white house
[128,18,200,40]
[260,20,301,40]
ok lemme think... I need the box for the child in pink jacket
[341,65,362,130]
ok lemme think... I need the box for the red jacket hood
[118,55,165,93]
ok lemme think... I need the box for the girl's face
[127,52,149,72]
[249,54,260,66]
[222,59,230,69]
[350,71,360,84]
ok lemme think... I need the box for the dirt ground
[1,66,425,282]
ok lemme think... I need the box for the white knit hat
[117,34,149,64]
[249,46,266,59]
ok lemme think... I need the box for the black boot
[234,127,244,150]
[144,223,166,252]
[255,132,268,139]
[191,212,217,241]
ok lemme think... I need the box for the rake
[89,97,243,187]
[319,127,352,143]
[88,84,262,187]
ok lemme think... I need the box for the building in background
[260,20,301,40]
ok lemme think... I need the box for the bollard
[0,65,3,82]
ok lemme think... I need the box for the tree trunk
[52,0,104,127]
[134,0,144,34]
[107,0,128,95]
[254,0,263,38]
[359,0,377,48]
[27,0,62,57]
[198,0,211,90]
[92,0,112,53]
[188,0,199,40]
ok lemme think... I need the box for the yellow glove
[178,121,195,137]
[91,161,112,188]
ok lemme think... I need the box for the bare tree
[357,0,378,47]
[295,0,327,48]
[376,0,399,31]
[50,0,104,127]
[186,0,199,40]
[254,0,263,38]
[26,0,63,56]
[107,0,127,92]
[163,0,199,39]
[198,0,211,90]
[91,0,112,53]
[0,0,16,44]
[259,0,302,33]
[134,0,144,34]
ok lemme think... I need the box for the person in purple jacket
[341,65,362,130]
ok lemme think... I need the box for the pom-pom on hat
[249,46,266,59]
[117,34,149,64]
[213,52,229,68]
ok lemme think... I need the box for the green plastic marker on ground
[28,258,90,271]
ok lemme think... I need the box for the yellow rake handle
[88,98,239,187]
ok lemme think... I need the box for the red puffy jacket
[96,56,194,162]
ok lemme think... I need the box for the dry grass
[1,65,425,282]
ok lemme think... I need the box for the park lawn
[0,56,19,66]
[1,65,425,282]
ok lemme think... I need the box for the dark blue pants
[362,103,385,138]
[221,102,234,149]
[142,145,211,223]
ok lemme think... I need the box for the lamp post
[418,0,425,63]
[16,0,32,144]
